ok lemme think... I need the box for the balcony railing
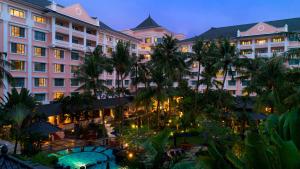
[72,43,85,51]
[55,40,69,48]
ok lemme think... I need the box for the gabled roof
[132,15,161,31]
[181,17,300,43]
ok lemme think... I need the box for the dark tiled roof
[0,150,34,169]
[181,17,300,43]
[18,0,52,8]
[99,21,141,42]
[26,121,61,136]
[132,15,161,31]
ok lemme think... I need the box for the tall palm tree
[76,45,113,97]
[217,39,239,90]
[0,52,12,88]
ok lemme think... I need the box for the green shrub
[31,152,58,167]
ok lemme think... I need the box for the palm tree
[217,39,239,90]
[0,52,12,87]
[76,45,113,98]
[192,38,209,91]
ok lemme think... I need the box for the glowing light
[124,143,128,148]
[168,119,172,123]
[128,152,133,159]
[170,132,174,136]
[179,112,183,118]
[131,124,136,129]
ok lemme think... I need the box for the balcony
[72,43,85,51]
[56,25,69,34]
[55,40,69,49]
[270,42,285,48]
[86,33,97,41]
[72,30,85,38]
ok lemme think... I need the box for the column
[102,33,107,54]
[252,39,255,58]
[83,26,87,51]
[51,17,56,46]
[96,31,99,45]
[267,38,271,57]
[26,9,33,91]
[284,37,288,52]
[2,3,9,97]
[69,22,72,49]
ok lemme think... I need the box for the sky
[57,0,300,38]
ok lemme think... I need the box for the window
[54,64,64,73]
[11,43,25,54]
[54,92,64,100]
[191,72,198,76]
[107,47,113,54]
[272,37,284,43]
[55,33,64,41]
[11,26,25,38]
[34,93,46,102]
[145,37,152,43]
[228,80,236,86]
[34,47,46,57]
[34,62,46,72]
[125,80,130,86]
[54,78,64,87]
[71,52,80,60]
[242,80,250,86]
[241,40,252,45]
[54,49,64,59]
[34,31,46,41]
[131,44,136,49]
[106,80,112,86]
[144,54,151,60]
[107,36,113,42]
[240,49,252,55]
[72,38,79,44]
[71,65,79,73]
[154,37,162,43]
[11,60,25,71]
[228,71,236,76]
[191,80,197,86]
[228,90,236,95]
[288,59,300,66]
[34,78,46,87]
[33,15,46,23]
[271,47,284,53]
[10,8,25,18]
[181,46,189,53]
[12,77,25,88]
[256,39,267,44]
[71,79,80,86]
[255,48,268,54]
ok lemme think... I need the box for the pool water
[50,146,123,169]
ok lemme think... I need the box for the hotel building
[0,0,139,103]
[179,18,300,95]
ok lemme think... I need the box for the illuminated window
[271,47,284,53]
[34,47,46,57]
[241,40,251,45]
[154,37,162,43]
[240,49,252,55]
[144,54,151,60]
[12,77,25,88]
[11,26,25,38]
[192,62,198,68]
[107,47,113,54]
[54,49,64,59]
[54,64,64,73]
[54,92,64,99]
[181,46,189,53]
[145,37,152,43]
[10,8,25,18]
[256,39,267,45]
[54,79,64,87]
[11,60,25,71]
[11,43,25,54]
[272,37,284,43]
[33,15,46,23]
[34,78,47,87]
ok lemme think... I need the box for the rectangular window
[154,37,162,43]
[55,34,64,41]
[228,80,236,86]
[34,47,46,57]
[12,77,25,88]
[241,49,252,55]
[125,80,130,86]
[34,62,46,72]
[106,80,112,86]
[54,49,64,59]
[34,93,46,102]
[34,78,47,87]
[107,47,113,54]
[131,44,136,49]
[71,79,80,86]
[242,80,250,86]
[11,26,25,38]
[72,38,79,44]
[10,8,25,18]
[107,36,113,42]
[33,15,46,23]
[288,59,300,66]
[11,60,25,71]
[11,43,25,54]
[271,47,284,53]
[191,80,197,85]
[255,48,268,54]
[228,71,236,76]
[71,65,79,73]
[54,78,64,87]
[256,39,267,45]
[71,52,80,60]
[34,31,46,41]
[54,64,64,73]
[272,37,284,43]
[145,37,152,43]
[241,40,252,45]
[54,92,64,100]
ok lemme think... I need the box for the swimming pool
[50,146,124,169]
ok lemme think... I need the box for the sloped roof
[0,149,34,169]
[26,121,61,136]
[181,17,300,43]
[19,0,52,8]
[132,15,161,31]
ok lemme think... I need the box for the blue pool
[50,146,125,169]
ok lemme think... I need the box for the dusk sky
[57,0,300,38]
